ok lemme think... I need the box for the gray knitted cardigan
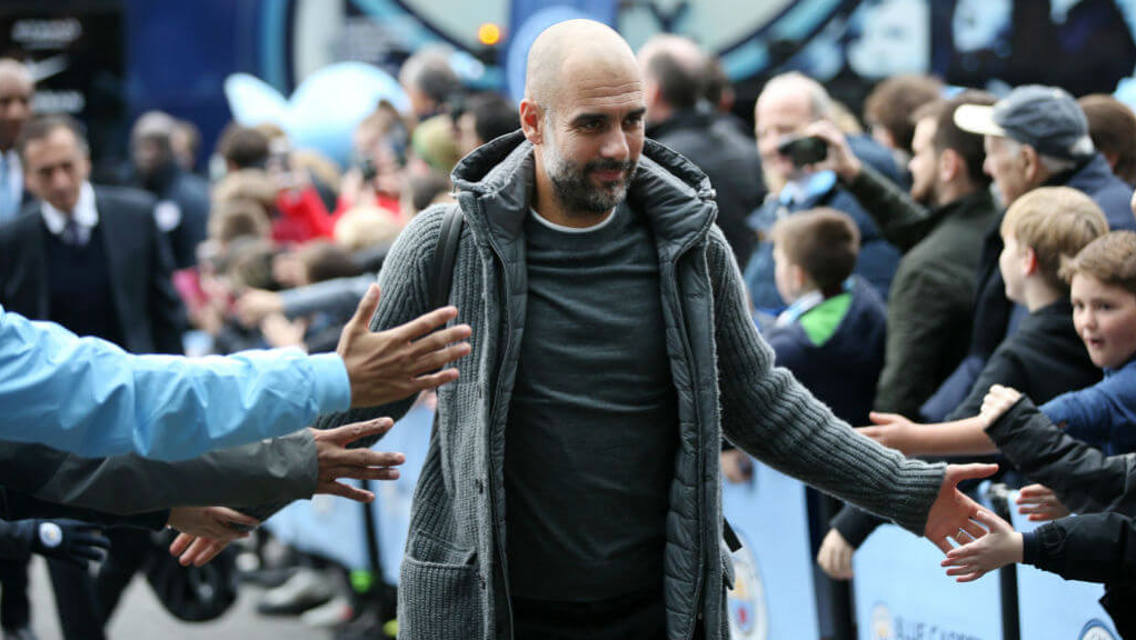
[315,131,945,640]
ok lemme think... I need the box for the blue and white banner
[853,524,1003,640]
[1007,491,1119,640]
[722,460,818,640]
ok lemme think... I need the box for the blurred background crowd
[5,0,1136,639]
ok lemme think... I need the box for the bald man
[130,110,210,269]
[316,20,995,639]
[0,59,33,223]
[638,35,764,266]
[743,71,901,311]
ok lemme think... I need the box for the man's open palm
[923,463,999,553]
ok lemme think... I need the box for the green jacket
[847,166,999,416]
[318,132,945,640]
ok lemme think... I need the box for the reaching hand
[941,509,1023,582]
[817,528,855,580]
[337,284,472,408]
[1016,484,1070,522]
[23,519,110,567]
[260,312,308,349]
[856,412,918,454]
[720,449,753,484]
[234,289,284,328]
[979,384,1022,426]
[311,418,405,502]
[923,463,1000,553]
[168,532,230,567]
[167,507,259,542]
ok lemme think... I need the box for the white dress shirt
[40,181,98,245]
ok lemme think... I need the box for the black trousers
[512,587,673,640]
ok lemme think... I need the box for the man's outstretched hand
[311,418,405,502]
[338,284,472,408]
[923,463,999,553]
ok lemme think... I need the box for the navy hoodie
[765,277,887,426]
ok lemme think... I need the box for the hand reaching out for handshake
[338,284,472,408]
[167,416,409,566]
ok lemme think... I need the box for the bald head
[757,72,832,121]
[524,19,639,110]
[518,20,646,223]
[0,59,33,151]
[132,110,177,178]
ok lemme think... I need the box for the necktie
[62,216,83,246]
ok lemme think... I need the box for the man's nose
[600,130,629,160]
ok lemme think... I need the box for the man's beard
[543,142,636,215]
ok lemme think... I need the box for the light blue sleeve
[0,305,351,461]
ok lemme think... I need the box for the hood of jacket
[450,129,720,259]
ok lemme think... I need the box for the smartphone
[778,136,828,167]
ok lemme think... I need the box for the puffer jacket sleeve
[987,396,1136,515]
[1024,512,1136,584]
[705,228,945,534]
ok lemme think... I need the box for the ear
[519,99,543,145]
[1103,150,1120,171]
[791,263,808,293]
[1020,144,1042,182]
[1022,245,1040,276]
[938,148,961,183]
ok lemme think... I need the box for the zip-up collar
[451,130,719,260]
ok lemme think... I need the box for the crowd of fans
[2,26,1136,640]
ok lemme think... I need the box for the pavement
[25,557,320,639]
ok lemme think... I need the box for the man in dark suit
[0,59,35,226]
[0,113,184,355]
[0,113,185,640]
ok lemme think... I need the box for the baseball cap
[954,85,1095,160]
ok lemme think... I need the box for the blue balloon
[224,62,410,167]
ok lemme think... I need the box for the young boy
[819,186,1109,579]
[942,241,1136,633]
[859,229,1136,459]
[766,207,887,426]
[722,208,886,482]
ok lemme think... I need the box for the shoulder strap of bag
[430,206,464,309]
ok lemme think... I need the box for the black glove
[17,519,110,566]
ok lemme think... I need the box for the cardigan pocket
[398,553,483,639]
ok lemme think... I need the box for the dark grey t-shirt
[504,203,679,601]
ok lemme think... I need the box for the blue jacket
[1066,154,1136,232]
[1043,356,1136,456]
[743,172,901,311]
[0,305,349,460]
[765,277,887,426]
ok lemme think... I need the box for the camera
[777,136,828,167]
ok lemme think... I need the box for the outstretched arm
[983,387,1136,514]
[945,509,1136,585]
[0,279,468,461]
[856,412,998,457]
[707,229,994,548]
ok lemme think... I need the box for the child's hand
[817,528,855,580]
[979,384,1022,425]
[1016,484,1070,521]
[856,412,917,454]
[941,509,1022,582]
